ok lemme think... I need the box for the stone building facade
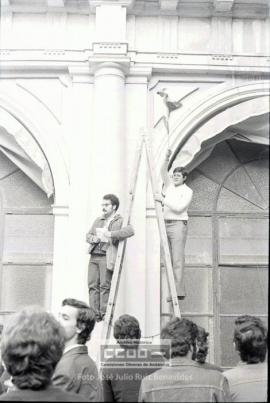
[0,0,269,367]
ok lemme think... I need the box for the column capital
[89,58,130,76]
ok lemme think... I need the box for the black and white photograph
[0,0,268,401]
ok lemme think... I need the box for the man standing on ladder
[155,149,193,300]
[86,194,134,322]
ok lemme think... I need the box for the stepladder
[101,131,181,344]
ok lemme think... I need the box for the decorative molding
[159,0,179,11]
[68,65,93,83]
[47,0,65,7]
[0,49,269,78]
[156,53,180,61]
[214,0,234,13]
[211,54,234,62]
[51,205,69,216]
[1,0,269,18]
[126,66,152,83]
[89,0,135,8]
[43,50,66,57]
[93,42,128,55]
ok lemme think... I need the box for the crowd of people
[0,299,267,402]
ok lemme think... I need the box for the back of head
[113,314,141,349]
[194,326,209,364]
[1,306,65,390]
[161,317,198,359]
[234,315,267,364]
[62,298,96,344]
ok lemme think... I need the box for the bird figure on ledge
[155,87,199,141]
[157,87,199,117]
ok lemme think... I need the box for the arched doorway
[161,138,268,367]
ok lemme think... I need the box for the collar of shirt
[63,344,83,355]
[103,212,117,228]
[169,356,200,367]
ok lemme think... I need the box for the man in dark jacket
[53,298,102,402]
[86,194,134,321]
[101,315,165,402]
[139,318,230,402]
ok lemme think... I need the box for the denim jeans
[88,254,113,318]
[165,220,188,298]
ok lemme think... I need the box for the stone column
[50,205,70,314]
[89,62,127,205]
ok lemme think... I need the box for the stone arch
[0,82,69,206]
[155,81,270,172]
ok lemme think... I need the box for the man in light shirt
[224,315,267,402]
[155,149,193,299]
[53,298,102,402]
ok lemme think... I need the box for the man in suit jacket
[53,298,102,402]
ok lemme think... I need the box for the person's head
[58,298,96,346]
[1,306,65,390]
[192,326,209,364]
[102,194,120,217]
[233,315,267,364]
[161,317,198,359]
[113,315,141,349]
[172,167,187,186]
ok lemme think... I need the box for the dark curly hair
[161,317,198,359]
[192,326,209,364]
[62,298,96,345]
[233,315,267,364]
[1,306,65,390]
[113,315,141,349]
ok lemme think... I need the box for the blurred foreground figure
[224,315,267,402]
[0,306,87,401]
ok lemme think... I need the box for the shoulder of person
[183,183,192,191]
[73,352,98,371]
[223,366,239,381]
[90,216,105,227]
[111,214,123,224]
